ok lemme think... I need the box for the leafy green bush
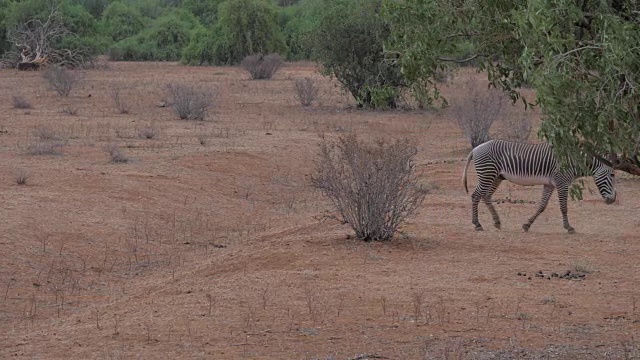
[310,0,406,109]
[181,0,225,26]
[99,2,147,43]
[109,10,198,61]
[182,0,286,65]
[181,25,216,65]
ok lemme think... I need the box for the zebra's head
[592,161,616,204]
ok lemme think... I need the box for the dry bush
[26,141,63,155]
[241,53,283,80]
[293,77,319,107]
[137,126,159,139]
[312,133,428,241]
[15,169,29,185]
[167,84,214,121]
[43,65,83,96]
[498,117,533,143]
[12,95,32,109]
[32,124,61,140]
[451,76,506,148]
[105,144,129,163]
[62,106,78,116]
[111,88,130,114]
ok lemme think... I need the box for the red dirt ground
[1,63,639,359]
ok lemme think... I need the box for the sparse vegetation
[312,133,428,241]
[499,117,533,143]
[105,144,129,163]
[137,124,159,139]
[111,87,130,114]
[451,76,506,148]
[43,66,84,97]
[241,53,283,80]
[11,95,32,109]
[62,106,79,116]
[167,84,213,121]
[293,77,318,107]
[15,169,29,185]
[32,124,61,141]
[26,141,64,156]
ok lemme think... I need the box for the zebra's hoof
[567,227,575,234]
[475,225,484,231]
[522,224,530,232]
[494,222,501,230]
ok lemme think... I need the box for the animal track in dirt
[517,270,587,281]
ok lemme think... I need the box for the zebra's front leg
[522,185,554,232]
[556,184,575,233]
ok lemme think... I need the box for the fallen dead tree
[4,4,94,70]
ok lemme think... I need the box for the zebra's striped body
[463,140,616,233]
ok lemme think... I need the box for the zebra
[462,140,616,233]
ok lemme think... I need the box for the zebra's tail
[463,151,473,194]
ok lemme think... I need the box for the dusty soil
[0,62,639,359]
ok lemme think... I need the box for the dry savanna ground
[1,62,639,359]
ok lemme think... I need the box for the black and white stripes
[462,140,616,233]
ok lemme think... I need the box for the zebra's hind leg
[483,177,503,229]
[471,191,484,231]
[522,185,554,232]
[556,184,575,233]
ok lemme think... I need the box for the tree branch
[437,54,480,64]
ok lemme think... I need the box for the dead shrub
[498,117,533,143]
[241,53,283,80]
[451,76,506,148]
[15,169,29,185]
[105,144,129,163]
[26,141,63,155]
[312,133,428,241]
[137,124,159,139]
[293,77,319,107]
[43,65,83,96]
[62,106,79,116]
[167,84,214,121]
[12,95,32,109]
[32,124,61,141]
[111,88,130,114]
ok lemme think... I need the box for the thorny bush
[312,134,427,241]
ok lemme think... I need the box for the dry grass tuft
[26,141,64,155]
[293,77,319,107]
[12,95,32,109]
[15,169,29,185]
[111,87,130,114]
[241,54,283,80]
[167,84,214,121]
[105,144,129,163]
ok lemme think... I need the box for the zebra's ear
[606,153,621,167]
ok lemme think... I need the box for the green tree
[181,0,225,26]
[183,0,286,65]
[384,0,640,175]
[109,9,198,61]
[99,2,147,42]
[310,0,410,109]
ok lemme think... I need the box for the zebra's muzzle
[605,194,616,204]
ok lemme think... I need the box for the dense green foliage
[310,0,407,109]
[99,2,147,43]
[109,9,197,61]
